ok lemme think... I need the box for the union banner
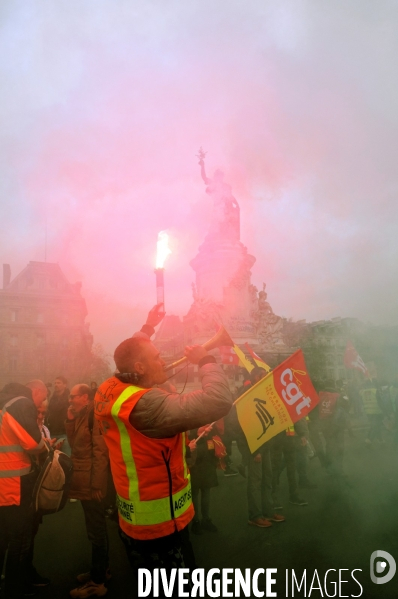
[235,350,319,453]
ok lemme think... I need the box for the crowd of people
[1,305,397,599]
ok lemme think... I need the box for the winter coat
[47,389,70,436]
[65,403,108,500]
[128,361,234,439]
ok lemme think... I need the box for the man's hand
[189,439,197,451]
[67,407,76,420]
[146,303,165,328]
[92,489,103,503]
[51,438,64,450]
[254,453,262,463]
[184,345,208,364]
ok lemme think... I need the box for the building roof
[2,261,82,297]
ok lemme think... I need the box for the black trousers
[120,525,196,599]
[271,434,299,500]
[192,487,210,520]
[80,500,109,584]
[0,503,33,599]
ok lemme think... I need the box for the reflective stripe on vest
[0,444,23,453]
[0,466,32,478]
[0,396,26,427]
[110,386,192,527]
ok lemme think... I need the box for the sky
[1,0,398,354]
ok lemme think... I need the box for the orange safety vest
[0,397,43,506]
[95,378,194,541]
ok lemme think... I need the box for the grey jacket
[130,363,233,438]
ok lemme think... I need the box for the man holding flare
[94,303,233,593]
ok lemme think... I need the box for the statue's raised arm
[196,147,210,185]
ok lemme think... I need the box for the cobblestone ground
[31,429,398,598]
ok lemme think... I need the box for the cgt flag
[344,340,370,378]
[235,350,319,453]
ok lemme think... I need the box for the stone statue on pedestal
[254,284,284,348]
[197,147,240,242]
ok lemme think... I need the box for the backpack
[32,446,74,514]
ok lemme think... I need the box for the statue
[252,283,285,348]
[197,147,240,241]
[248,284,258,304]
[258,283,273,315]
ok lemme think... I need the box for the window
[10,335,18,347]
[11,310,18,322]
[37,313,44,324]
[38,358,45,372]
[37,335,45,347]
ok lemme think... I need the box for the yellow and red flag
[235,349,319,453]
[220,344,256,373]
[244,342,271,372]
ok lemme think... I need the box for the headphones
[115,372,141,384]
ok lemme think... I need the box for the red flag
[344,341,370,378]
[220,346,239,365]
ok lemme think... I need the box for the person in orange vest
[94,304,233,594]
[0,379,48,599]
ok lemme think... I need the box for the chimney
[3,264,11,289]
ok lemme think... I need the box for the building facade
[0,261,93,388]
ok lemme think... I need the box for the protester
[37,399,51,442]
[94,304,233,596]
[324,393,351,477]
[25,399,54,591]
[360,382,383,445]
[65,384,110,599]
[222,401,246,477]
[294,416,317,489]
[46,376,71,454]
[237,368,286,527]
[0,380,48,599]
[271,430,308,507]
[189,422,225,534]
[89,382,98,401]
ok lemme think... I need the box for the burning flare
[156,231,171,269]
